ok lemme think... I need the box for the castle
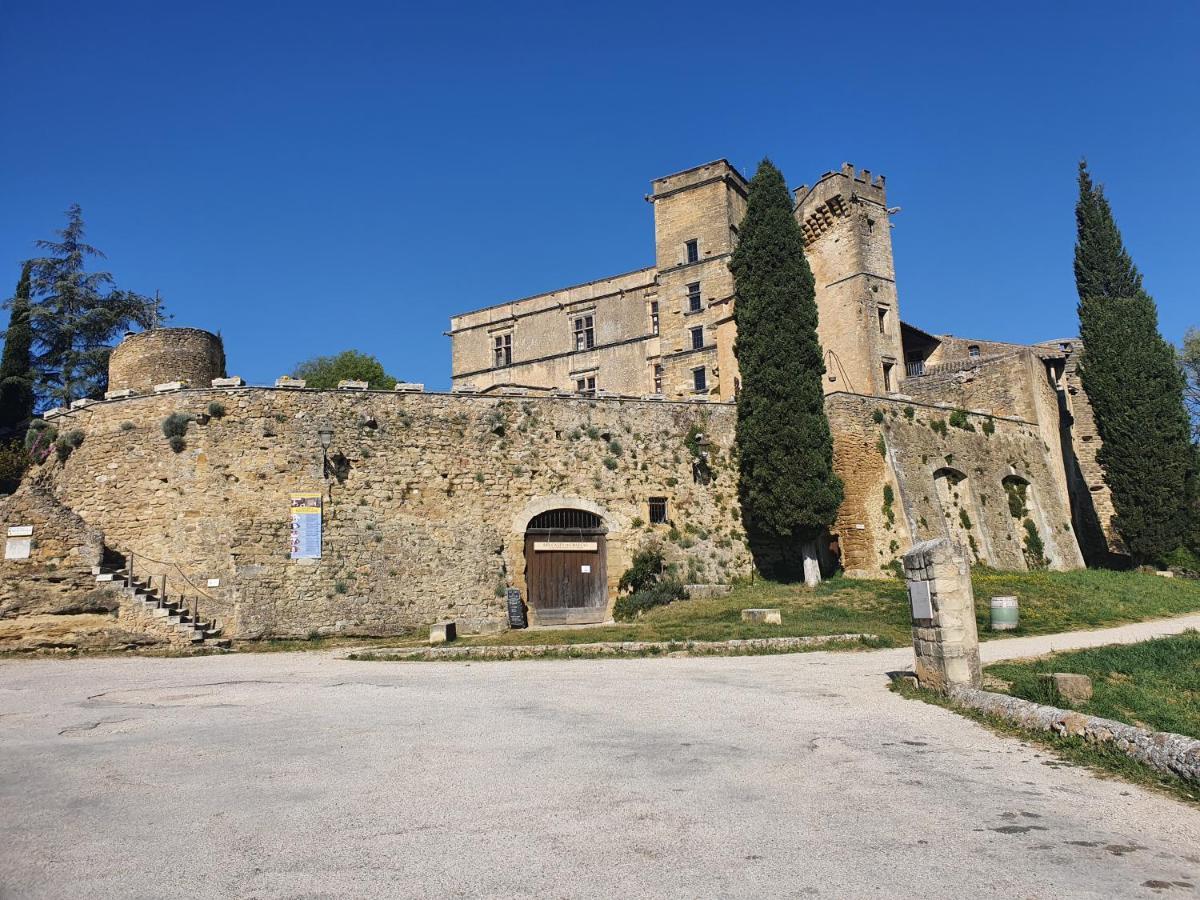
[0,160,1123,650]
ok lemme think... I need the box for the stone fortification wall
[827,393,1084,577]
[28,388,751,639]
[107,328,226,394]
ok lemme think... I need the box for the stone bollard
[903,538,981,692]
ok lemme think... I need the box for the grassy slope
[986,631,1200,740]
[461,569,1200,648]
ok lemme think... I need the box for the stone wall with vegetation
[22,388,751,639]
[827,393,1084,577]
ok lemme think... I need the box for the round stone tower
[107,328,226,394]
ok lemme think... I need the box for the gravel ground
[1,615,1199,899]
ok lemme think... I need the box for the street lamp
[318,427,334,479]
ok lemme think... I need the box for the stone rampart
[107,328,226,395]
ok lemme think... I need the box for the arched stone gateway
[523,508,609,625]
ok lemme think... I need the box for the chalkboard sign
[505,588,527,629]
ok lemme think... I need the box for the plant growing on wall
[291,350,399,391]
[162,412,192,453]
[948,409,975,432]
[1074,160,1197,565]
[731,159,842,585]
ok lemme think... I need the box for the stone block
[211,376,245,388]
[1043,673,1093,706]
[393,382,426,392]
[69,398,97,410]
[1154,570,1175,578]
[275,376,306,389]
[641,394,665,401]
[104,388,136,400]
[740,608,782,625]
[337,380,369,391]
[153,381,188,393]
[430,621,457,644]
[43,407,68,420]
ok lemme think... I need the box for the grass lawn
[985,631,1200,740]
[458,568,1200,648]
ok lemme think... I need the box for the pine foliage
[0,262,36,429]
[731,159,842,576]
[1074,161,1196,564]
[25,206,165,407]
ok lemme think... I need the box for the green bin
[990,596,1019,631]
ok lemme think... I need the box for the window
[573,315,595,351]
[687,282,702,313]
[649,300,659,336]
[575,375,596,397]
[882,362,894,392]
[685,239,699,263]
[648,496,668,524]
[492,332,512,368]
[877,306,888,334]
[968,344,981,359]
[692,366,707,392]
[690,326,704,351]
[653,363,663,394]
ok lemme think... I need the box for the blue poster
[290,492,323,559]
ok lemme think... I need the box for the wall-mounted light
[318,427,334,480]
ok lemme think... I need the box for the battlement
[794,162,888,212]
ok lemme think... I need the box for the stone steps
[95,568,231,650]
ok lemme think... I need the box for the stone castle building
[0,159,1124,650]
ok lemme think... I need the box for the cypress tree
[1074,161,1195,565]
[731,159,843,584]
[0,262,36,430]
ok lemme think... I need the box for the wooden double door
[524,509,608,625]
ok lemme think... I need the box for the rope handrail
[122,546,220,607]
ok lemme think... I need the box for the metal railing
[123,549,222,632]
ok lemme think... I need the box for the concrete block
[452,384,477,394]
[1155,570,1175,578]
[69,398,97,410]
[1043,673,1093,706]
[275,376,306,388]
[104,388,135,400]
[43,407,68,420]
[211,376,245,387]
[337,380,369,391]
[153,381,188,393]
[429,621,457,644]
[741,608,782,625]
[394,382,425,392]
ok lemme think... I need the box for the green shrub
[602,456,618,470]
[876,435,887,457]
[1023,519,1047,569]
[981,417,996,436]
[1159,546,1200,574]
[929,419,948,436]
[871,409,885,424]
[167,435,186,453]
[54,429,85,461]
[23,420,57,462]
[64,429,85,449]
[903,406,915,420]
[334,580,348,594]
[612,579,688,621]
[119,421,135,432]
[959,508,973,530]
[618,546,666,594]
[162,412,192,439]
[607,439,623,457]
[948,409,975,431]
[0,440,30,493]
[207,401,226,418]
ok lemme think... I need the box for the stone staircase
[93,566,232,650]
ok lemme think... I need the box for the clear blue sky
[3,1,1197,390]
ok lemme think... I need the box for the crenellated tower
[794,163,905,397]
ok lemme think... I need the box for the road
[2,617,1199,899]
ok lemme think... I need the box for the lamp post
[318,427,333,480]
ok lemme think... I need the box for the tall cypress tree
[1074,161,1195,565]
[731,159,843,584]
[0,262,36,430]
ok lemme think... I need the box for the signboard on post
[290,492,323,559]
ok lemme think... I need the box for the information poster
[290,492,323,559]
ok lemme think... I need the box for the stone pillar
[904,538,981,692]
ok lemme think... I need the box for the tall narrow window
[492,332,512,368]
[685,239,699,263]
[649,300,659,336]
[877,306,888,334]
[690,326,704,351]
[648,496,668,524]
[653,363,663,394]
[687,282,702,313]
[573,315,595,351]
[882,362,894,393]
[692,366,707,392]
[575,375,596,397]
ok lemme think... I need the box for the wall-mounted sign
[290,492,323,559]
[5,525,32,561]
[533,541,598,552]
[908,580,933,620]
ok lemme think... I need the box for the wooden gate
[524,509,608,625]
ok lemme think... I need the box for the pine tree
[0,262,36,430]
[27,205,165,406]
[731,159,843,584]
[1074,161,1195,565]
